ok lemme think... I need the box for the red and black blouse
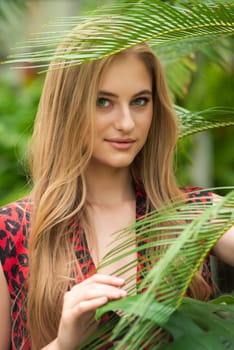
[0,185,214,349]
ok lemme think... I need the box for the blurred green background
[0,0,233,206]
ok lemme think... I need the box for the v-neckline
[73,181,147,282]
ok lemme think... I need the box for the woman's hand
[54,274,127,350]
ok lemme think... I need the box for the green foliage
[180,52,234,188]
[95,296,234,350]
[177,106,234,138]
[0,0,27,24]
[0,77,42,205]
[163,297,234,350]
[0,0,29,51]
[3,0,233,197]
[77,190,234,349]
[0,0,233,349]
[6,0,234,72]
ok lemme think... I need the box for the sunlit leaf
[5,0,234,71]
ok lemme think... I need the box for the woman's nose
[115,105,135,132]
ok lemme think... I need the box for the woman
[0,35,233,350]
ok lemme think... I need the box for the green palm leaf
[163,296,234,350]
[5,0,234,70]
[96,296,234,350]
[1,1,233,349]
[164,36,233,97]
[177,106,234,138]
[76,188,234,349]
[154,34,232,65]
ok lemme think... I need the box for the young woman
[0,39,233,350]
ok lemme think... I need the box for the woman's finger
[74,297,109,316]
[80,274,125,287]
[61,297,109,325]
[65,284,127,308]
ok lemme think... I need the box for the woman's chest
[88,202,138,294]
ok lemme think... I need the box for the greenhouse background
[0,0,233,292]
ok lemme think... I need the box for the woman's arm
[0,263,11,350]
[210,193,234,266]
[212,225,234,266]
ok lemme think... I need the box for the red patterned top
[0,185,214,349]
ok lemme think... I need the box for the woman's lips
[105,139,136,150]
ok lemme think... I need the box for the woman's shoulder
[0,197,32,249]
[181,186,214,204]
[0,197,32,228]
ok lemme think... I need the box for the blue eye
[132,97,149,106]
[96,98,111,108]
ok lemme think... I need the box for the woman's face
[90,54,153,171]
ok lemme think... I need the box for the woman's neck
[85,164,135,207]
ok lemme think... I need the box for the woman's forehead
[98,54,152,92]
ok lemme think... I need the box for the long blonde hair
[26,38,210,347]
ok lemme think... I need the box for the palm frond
[78,188,234,349]
[154,33,233,68]
[176,106,234,138]
[163,296,234,350]
[164,36,233,96]
[164,56,196,98]
[96,295,234,350]
[5,0,234,70]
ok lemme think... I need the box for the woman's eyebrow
[98,91,118,97]
[133,89,152,97]
[98,89,152,98]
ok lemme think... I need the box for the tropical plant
[3,0,234,348]
[0,76,42,205]
[78,188,234,349]
[6,0,234,132]
[0,0,43,206]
